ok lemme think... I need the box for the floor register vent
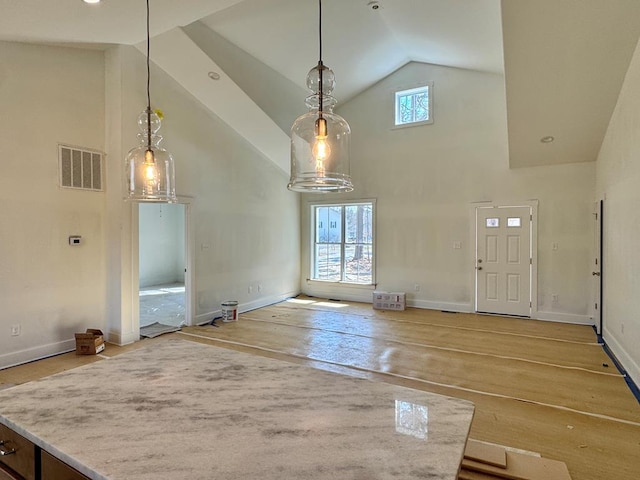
[58,144,104,192]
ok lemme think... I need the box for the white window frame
[394,83,433,128]
[310,200,376,285]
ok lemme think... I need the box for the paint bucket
[221,301,239,322]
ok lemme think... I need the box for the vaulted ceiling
[2,0,640,170]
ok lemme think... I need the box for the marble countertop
[0,339,474,480]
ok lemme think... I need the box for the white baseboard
[602,327,640,388]
[0,339,76,371]
[409,299,472,313]
[194,291,300,325]
[107,330,139,346]
[533,311,592,325]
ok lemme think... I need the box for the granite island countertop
[0,339,474,480]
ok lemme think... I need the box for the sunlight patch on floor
[314,302,349,308]
[286,298,350,308]
[286,299,316,305]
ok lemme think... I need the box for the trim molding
[603,327,640,389]
[0,339,76,371]
[410,299,472,313]
[194,291,300,325]
[534,311,592,325]
[107,330,139,346]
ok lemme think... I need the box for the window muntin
[312,202,374,284]
[394,85,432,127]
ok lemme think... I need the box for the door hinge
[530,301,532,308]
[595,303,598,310]
[530,258,532,265]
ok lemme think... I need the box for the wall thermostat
[69,235,82,245]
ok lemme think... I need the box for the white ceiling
[2,0,640,169]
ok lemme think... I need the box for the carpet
[140,322,181,338]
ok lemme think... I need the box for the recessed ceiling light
[83,0,101,4]
[540,136,555,144]
[208,71,221,80]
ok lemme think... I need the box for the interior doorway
[138,203,188,328]
[592,200,603,334]
[475,204,536,317]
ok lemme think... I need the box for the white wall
[0,42,106,368]
[0,41,300,367]
[300,62,595,323]
[139,204,185,288]
[105,45,300,335]
[596,37,640,386]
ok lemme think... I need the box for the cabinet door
[0,424,34,480]
[41,452,89,480]
[0,463,24,480]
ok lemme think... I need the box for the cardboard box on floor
[75,329,105,355]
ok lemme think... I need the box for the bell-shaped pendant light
[125,0,176,203]
[288,0,353,193]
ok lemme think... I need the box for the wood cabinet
[0,425,88,480]
[0,424,34,480]
[41,452,88,480]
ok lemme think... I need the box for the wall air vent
[59,145,104,192]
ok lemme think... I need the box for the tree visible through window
[313,202,374,284]
[395,85,432,126]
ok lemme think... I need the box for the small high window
[394,84,432,127]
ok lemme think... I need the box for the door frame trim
[132,196,196,330]
[470,200,538,318]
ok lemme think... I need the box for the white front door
[476,206,532,317]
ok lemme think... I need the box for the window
[394,84,432,127]
[312,201,374,284]
[507,217,522,227]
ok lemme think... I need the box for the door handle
[592,272,600,276]
[476,267,483,271]
[0,440,16,456]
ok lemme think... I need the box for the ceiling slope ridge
[137,27,290,174]
[183,21,307,136]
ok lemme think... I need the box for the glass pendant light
[288,0,353,193]
[125,0,176,203]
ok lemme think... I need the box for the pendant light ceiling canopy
[125,0,177,203]
[288,0,353,193]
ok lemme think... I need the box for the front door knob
[592,272,600,276]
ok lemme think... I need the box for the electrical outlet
[11,324,21,336]
[552,294,559,302]
[248,285,253,294]
[414,284,420,292]
[258,284,263,293]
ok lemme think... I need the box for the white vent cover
[59,145,104,191]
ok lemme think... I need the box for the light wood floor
[1,298,639,480]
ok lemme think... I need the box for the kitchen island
[0,338,474,479]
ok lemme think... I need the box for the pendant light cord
[318,0,323,117]
[146,0,152,151]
